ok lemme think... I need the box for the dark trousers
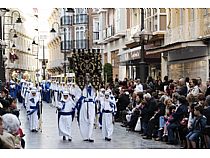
[142,121,148,135]
[167,122,179,143]
[146,118,159,137]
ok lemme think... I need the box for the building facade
[97,8,127,81]
[98,8,166,81]
[47,8,96,78]
[147,9,210,82]
[4,8,38,82]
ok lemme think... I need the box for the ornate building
[4,8,38,82]
[47,8,97,79]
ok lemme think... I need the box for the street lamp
[32,38,46,80]
[11,10,23,23]
[50,8,74,79]
[132,8,153,83]
[0,8,9,88]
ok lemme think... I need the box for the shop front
[119,46,161,80]
[145,39,209,82]
[167,46,208,82]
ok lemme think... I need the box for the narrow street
[19,102,179,149]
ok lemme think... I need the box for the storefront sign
[130,50,140,60]
[120,46,141,62]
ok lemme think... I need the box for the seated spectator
[126,93,143,131]
[186,105,207,148]
[143,100,166,140]
[197,77,207,94]
[122,93,142,128]
[0,88,9,100]
[197,93,206,107]
[7,98,20,118]
[0,99,10,116]
[203,95,210,148]
[0,113,21,149]
[188,79,200,97]
[205,80,210,97]
[141,93,157,136]
[162,105,176,137]
[176,78,188,97]
[134,79,143,93]
[116,89,130,122]
[167,95,188,145]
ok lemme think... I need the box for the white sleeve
[57,102,63,109]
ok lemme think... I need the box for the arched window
[75,26,87,49]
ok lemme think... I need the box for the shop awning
[146,39,207,55]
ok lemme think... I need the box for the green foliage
[103,63,113,83]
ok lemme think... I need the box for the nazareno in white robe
[57,97,75,138]
[101,97,116,139]
[78,85,96,140]
[27,94,40,131]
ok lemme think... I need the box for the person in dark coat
[167,95,189,145]
[140,93,157,136]
[0,99,10,116]
[143,101,165,139]
[116,89,130,122]
[176,78,188,97]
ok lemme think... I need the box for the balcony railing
[102,25,115,39]
[74,14,88,25]
[74,39,88,49]
[60,16,73,26]
[125,25,140,43]
[60,40,73,52]
[107,25,114,37]
[93,32,99,41]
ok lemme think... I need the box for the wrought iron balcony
[93,32,99,41]
[60,15,73,26]
[73,39,88,49]
[74,14,88,24]
[60,40,73,52]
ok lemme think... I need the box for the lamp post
[50,8,74,80]
[32,38,46,80]
[11,10,22,24]
[132,8,153,83]
[0,8,9,88]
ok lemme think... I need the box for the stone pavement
[19,102,179,149]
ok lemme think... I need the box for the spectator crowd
[111,75,210,149]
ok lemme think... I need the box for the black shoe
[142,136,152,140]
[63,136,66,140]
[68,139,72,142]
[105,137,112,141]
[84,139,89,141]
[88,139,94,142]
